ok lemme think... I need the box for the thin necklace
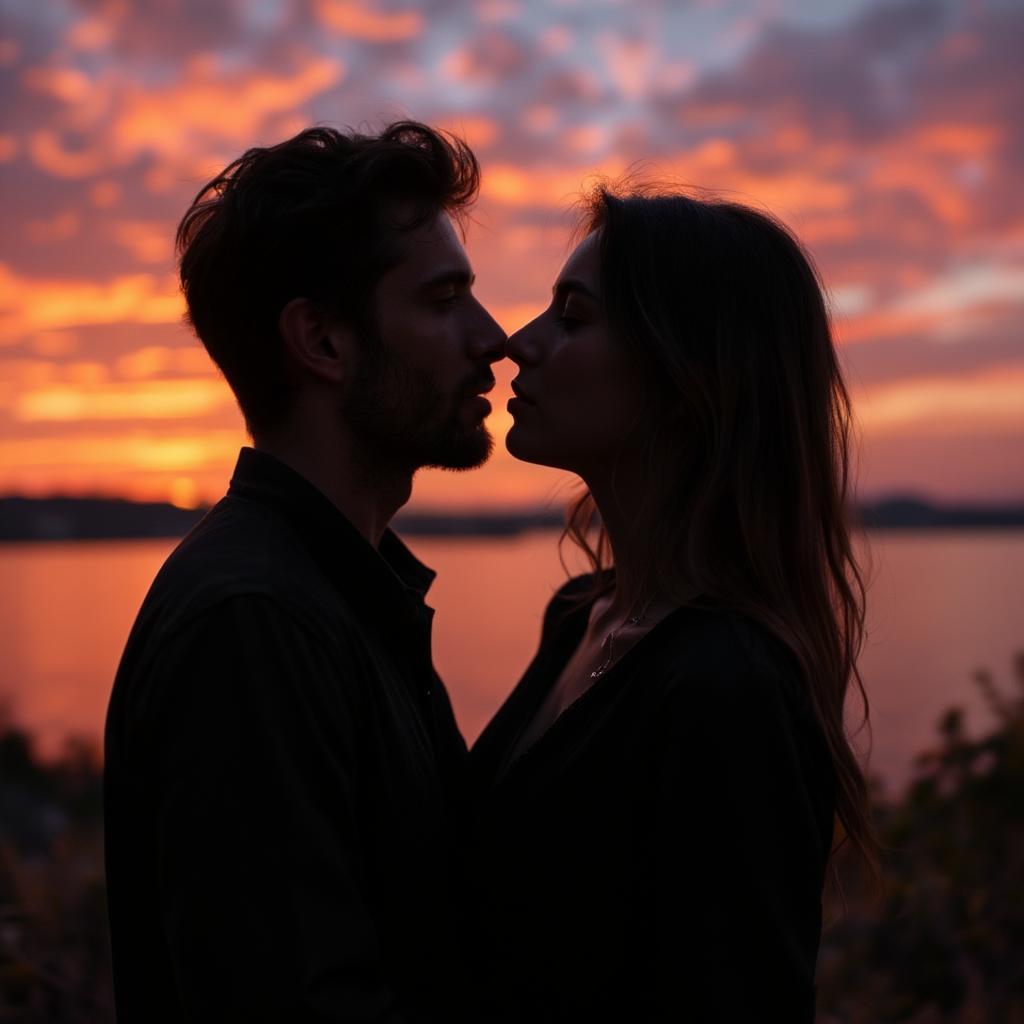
[590,594,657,680]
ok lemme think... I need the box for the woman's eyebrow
[552,277,599,301]
[418,268,476,292]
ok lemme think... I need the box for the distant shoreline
[1,495,1023,543]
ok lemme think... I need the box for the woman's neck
[582,471,660,622]
[581,463,700,627]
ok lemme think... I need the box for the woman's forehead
[557,231,601,289]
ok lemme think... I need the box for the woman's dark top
[463,574,837,1023]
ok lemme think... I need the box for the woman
[463,186,877,1022]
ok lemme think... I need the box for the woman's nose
[505,316,544,367]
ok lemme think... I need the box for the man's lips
[461,377,496,418]
[465,377,496,399]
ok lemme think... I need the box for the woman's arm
[640,662,832,1023]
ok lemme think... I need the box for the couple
[104,121,875,1023]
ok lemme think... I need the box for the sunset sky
[1,0,1021,511]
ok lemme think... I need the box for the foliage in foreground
[818,654,1024,1023]
[1,657,1022,1022]
[0,721,109,1024]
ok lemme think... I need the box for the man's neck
[253,431,413,549]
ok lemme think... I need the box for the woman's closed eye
[554,300,584,331]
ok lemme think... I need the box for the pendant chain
[590,594,657,680]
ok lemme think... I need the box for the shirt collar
[225,446,436,625]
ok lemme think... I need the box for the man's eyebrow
[418,268,475,291]
[552,277,599,301]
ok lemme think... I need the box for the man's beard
[343,334,494,476]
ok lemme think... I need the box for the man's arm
[148,592,406,1023]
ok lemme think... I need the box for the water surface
[1,529,1021,795]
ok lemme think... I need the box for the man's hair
[175,121,480,436]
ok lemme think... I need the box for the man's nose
[468,301,508,363]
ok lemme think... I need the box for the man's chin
[422,424,494,471]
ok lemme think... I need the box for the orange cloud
[596,32,659,103]
[436,115,501,151]
[26,55,344,181]
[481,142,854,217]
[28,131,109,178]
[30,331,80,357]
[109,220,174,265]
[89,180,121,208]
[313,0,423,41]
[66,16,113,51]
[835,263,1024,345]
[855,364,1024,437]
[11,378,232,423]
[112,55,344,164]
[0,265,183,342]
[857,121,1002,228]
[564,124,609,155]
[482,164,595,206]
[0,430,244,473]
[798,215,861,244]
[25,210,81,243]
[524,105,559,133]
[114,345,211,379]
[22,65,94,104]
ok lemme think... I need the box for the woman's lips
[510,380,536,405]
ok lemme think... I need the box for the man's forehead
[387,209,471,282]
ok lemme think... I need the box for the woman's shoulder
[659,604,808,715]
[656,606,837,802]
[540,571,607,630]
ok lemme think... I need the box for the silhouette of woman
[464,185,878,1022]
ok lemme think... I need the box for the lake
[1,529,1021,796]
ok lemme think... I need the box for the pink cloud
[313,0,423,42]
[24,53,344,181]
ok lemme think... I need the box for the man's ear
[278,297,356,386]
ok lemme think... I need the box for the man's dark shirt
[103,446,468,1023]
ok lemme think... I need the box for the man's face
[343,209,506,474]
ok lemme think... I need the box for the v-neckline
[491,598,692,787]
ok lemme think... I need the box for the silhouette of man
[103,123,505,1023]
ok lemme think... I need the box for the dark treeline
[1,655,1022,1022]
[2,495,1024,543]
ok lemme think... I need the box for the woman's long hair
[562,184,879,884]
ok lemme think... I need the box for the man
[103,122,505,1022]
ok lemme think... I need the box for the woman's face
[505,231,647,475]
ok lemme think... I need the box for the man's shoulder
[108,500,366,739]
[133,496,348,644]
